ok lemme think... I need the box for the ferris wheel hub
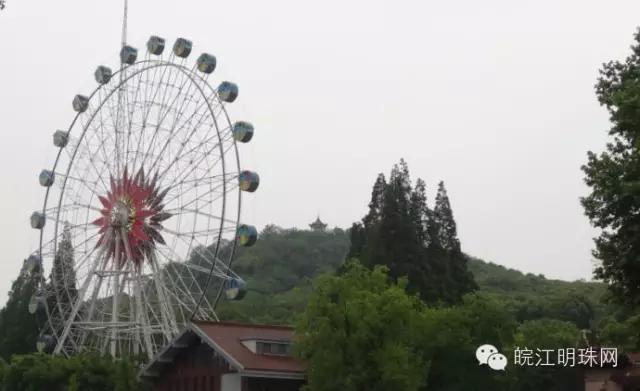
[109,200,133,228]
[93,167,170,267]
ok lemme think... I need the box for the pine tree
[348,161,477,304]
[433,181,460,252]
[410,178,428,246]
[0,261,39,359]
[346,222,366,260]
[432,181,477,300]
[363,173,386,228]
[47,224,78,327]
[376,160,423,279]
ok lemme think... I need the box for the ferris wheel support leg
[135,269,155,361]
[150,253,179,338]
[110,236,123,357]
[78,262,107,349]
[122,231,141,355]
[54,246,106,355]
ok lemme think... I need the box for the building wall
[149,339,305,391]
[221,374,242,391]
[246,377,305,391]
[152,343,234,391]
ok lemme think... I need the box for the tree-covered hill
[467,257,611,330]
[217,225,620,332]
[215,225,350,325]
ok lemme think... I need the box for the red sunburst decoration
[92,166,171,268]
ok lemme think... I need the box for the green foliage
[216,222,634,344]
[509,320,583,391]
[598,314,640,351]
[296,261,428,391]
[216,225,350,324]
[49,224,78,307]
[423,294,516,391]
[297,262,591,391]
[0,262,39,360]
[582,28,640,306]
[350,160,476,304]
[468,256,606,329]
[0,353,142,391]
[513,319,580,350]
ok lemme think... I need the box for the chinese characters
[513,347,617,368]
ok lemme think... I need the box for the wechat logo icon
[476,344,507,371]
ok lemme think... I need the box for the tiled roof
[192,321,305,374]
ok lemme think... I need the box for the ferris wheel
[27,35,259,360]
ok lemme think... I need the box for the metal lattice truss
[29,36,259,361]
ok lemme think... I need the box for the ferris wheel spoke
[160,226,234,239]
[92,108,119,181]
[96,85,120,144]
[155,128,229,184]
[78,104,118,189]
[153,246,217,318]
[164,207,238,227]
[146,75,222,169]
[147,250,180,336]
[145,97,215,175]
[123,66,147,165]
[53,171,106,205]
[139,274,172,338]
[158,139,236,203]
[53,246,106,354]
[136,64,173,145]
[149,267,191,321]
[53,229,101,257]
[157,230,236,279]
[171,171,238,187]
[77,109,114,178]
[98,89,124,174]
[156,73,203,138]
[77,265,109,349]
[166,178,239,214]
[166,178,231,207]
[159,242,232,281]
[132,269,155,359]
[144,68,186,154]
[45,202,103,218]
[181,262,230,280]
[140,75,200,175]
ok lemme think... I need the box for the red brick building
[141,321,306,391]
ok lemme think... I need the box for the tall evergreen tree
[363,173,386,228]
[432,181,477,300]
[582,29,640,306]
[348,160,476,303]
[409,178,428,246]
[47,224,78,326]
[433,181,460,252]
[346,222,366,260]
[0,261,39,359]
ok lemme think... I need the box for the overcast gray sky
[1,0,638,304]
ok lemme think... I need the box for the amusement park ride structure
[28,0,259,361]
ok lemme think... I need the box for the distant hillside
[468,256,612,328]
[468,256,605,298]
[216,225,349,324]
[217,226,615,329]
